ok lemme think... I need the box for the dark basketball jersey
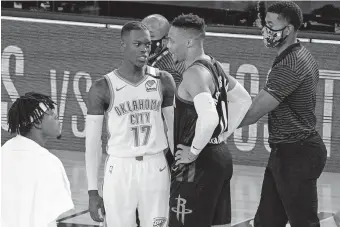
[174,56,229,151]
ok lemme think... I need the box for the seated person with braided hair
[1,92,74,227]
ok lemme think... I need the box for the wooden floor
[52,150,340,226]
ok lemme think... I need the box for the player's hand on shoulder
[88,190,105,222]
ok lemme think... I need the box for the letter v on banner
[50,69,70,131]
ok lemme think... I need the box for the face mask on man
[262,25,289,48]
[150,36,166,56]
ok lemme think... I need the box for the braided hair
[7,92,56,136]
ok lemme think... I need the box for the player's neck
[185,46,205,69]
[276,35,297,56]
[119,61,145,79]
[25,131,47,147]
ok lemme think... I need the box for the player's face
[167,26,188,64]
[40,108,62,139]
[123,29,151,68]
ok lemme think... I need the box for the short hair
[7,92,56,136]
[171,13,206,37]
[121,21,149,39]
[267,1,303,31]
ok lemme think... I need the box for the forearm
[85,115,104,191]
[238,103,263,128]
[191,93,219,155]
[162,106,174,154]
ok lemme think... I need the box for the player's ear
[187,38,194,48]
[120,41,126,51]
[286,24,294,36]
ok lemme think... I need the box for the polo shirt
[263,42,319,143]
[1,135,74,227]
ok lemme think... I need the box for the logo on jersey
[153,217,167,227]
[171,194,192,224]
[145,80,157,92]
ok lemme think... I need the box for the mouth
[138,56,148,61]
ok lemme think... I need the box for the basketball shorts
[169,143,233,227]
[102,152,170,227]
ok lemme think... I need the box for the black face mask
[150,36,166,56]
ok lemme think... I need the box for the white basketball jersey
[104,66,168,157]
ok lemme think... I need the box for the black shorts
[169,143,233,227]
[254,133,327,227]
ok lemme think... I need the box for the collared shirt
[148,48,185,87]
[1,135,74,227]
[264,42,319,143]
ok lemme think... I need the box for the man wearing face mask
[142,14,185,87]
[239,2,327,227]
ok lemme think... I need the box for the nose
[140,45,149,54]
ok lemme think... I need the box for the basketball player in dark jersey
[167,14,252,227]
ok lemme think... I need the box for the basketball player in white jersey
[85,21,176,227]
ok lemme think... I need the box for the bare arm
[85,78,109,194]
[238,89,279,128]
[160,71,176,154]
[238,65,301,128]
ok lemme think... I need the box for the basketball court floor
[52,149,340,227]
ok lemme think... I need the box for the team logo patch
[145,80,157,92]
[153,217,166,227]
[171,194,193,224]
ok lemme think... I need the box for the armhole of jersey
[103,74,115,113]
[191,62,219,92]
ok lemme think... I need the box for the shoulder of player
[183,64,211,84]
[157,70,176,91]
[88,76,110,98]
[39,151,65,172]
[270,64,297,79]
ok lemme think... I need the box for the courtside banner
[2,19,340,172]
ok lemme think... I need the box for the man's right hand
[88,190,105,222]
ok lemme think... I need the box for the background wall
[1,19,340,172]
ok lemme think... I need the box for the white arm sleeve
[162,106,174,155]
[85,114,104,191]
[225,82,252,137]
[191,92,219,155]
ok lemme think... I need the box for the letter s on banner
[72,72,92,137]
[1,45,24,131]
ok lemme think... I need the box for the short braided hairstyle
[7,92,56,136]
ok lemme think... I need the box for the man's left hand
[174,144,198,165]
